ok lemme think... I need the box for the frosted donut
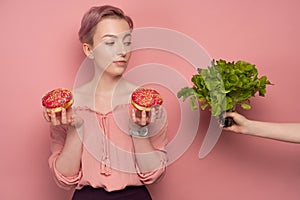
[42,88,73,114]
[131,88,163,111]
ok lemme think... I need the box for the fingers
[223,126,237,132]
[50,110,60,126]
[61,108,68,124]
[47,108,73,126]
[225,111,238,118]
[43,107,84,128]
[140,110,147,126]
[131,108,137,122]
[43,108,51,122]
[150,106,162,123]
[131,108,147,126]
[222,112,250,134]
[150,108,156,123]
[156,106,162,119]
[131,106,163,126]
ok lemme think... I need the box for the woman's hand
[131,106,163,126]
[223,112,251,134]
[43,107,84,128]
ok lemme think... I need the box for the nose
[116,42,128,56]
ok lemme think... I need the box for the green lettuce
[177,59,272,117]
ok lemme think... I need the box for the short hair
[78,5,133,45]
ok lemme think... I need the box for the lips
[113,60,127,66]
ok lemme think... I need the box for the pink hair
[78,5,133,45]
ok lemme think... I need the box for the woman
[43,5,168,200]
[224,112,300,143]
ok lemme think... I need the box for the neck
[91,71,122,97]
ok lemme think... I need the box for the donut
[42,88,74,114]
[131,88,163,111]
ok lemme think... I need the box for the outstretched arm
[224,112,300,143]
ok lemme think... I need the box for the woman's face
[90,18,132,77]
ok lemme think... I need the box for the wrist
[129,125,149,138]
[243,120,255,135]
[67,125,84,138]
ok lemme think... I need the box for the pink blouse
[48,105,168,192]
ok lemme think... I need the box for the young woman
[224,112,300,143]
[43,5,168,200]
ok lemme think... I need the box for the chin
[108,70,126,77]
[114,67,127,75]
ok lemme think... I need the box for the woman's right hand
[43,107,84,128]
[223,112,251,134]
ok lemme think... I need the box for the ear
[82,43,94,59]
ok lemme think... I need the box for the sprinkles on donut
[42,88,74,114]
[131,87,163,111]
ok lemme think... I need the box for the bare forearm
[132,137,162,173]
[55,127,83,176]
[246,121,300,143]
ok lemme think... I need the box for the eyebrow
[123,33,132,39]
[102,33,132,39]
[102,34,118,39]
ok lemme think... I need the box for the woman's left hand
[131,106,163,126]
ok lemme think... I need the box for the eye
[105,41,115,46]
[124,41,132,46]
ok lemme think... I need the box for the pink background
[1,0,300,199]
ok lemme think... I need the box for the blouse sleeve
[48,125,82,190]
[137,116,168,184]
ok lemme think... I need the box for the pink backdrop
[1,0,300,199]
